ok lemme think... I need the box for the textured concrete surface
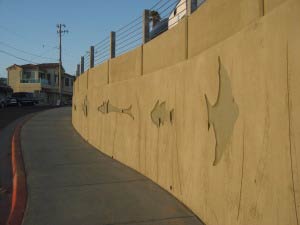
[21,107,203,225]
[73,1,300,225]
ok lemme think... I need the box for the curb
[6,116,32,225]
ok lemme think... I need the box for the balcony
[20,78,52,86]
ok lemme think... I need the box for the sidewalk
[20,107,203,225]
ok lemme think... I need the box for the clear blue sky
[0,0,158,78]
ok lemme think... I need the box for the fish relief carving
[82,96,88,117]
[205,57,239,166]
[151,100,174,128]
[98,100,134,120]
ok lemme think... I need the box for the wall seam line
[286,42,299,225]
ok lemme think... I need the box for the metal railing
[20,78,51,85]
[76,0,206,75]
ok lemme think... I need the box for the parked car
[12,92,36,106]
[168,0,206,29]
[150,0,206,40]
[6,97,18,106]
[0,97,7,108]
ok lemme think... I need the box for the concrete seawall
[72,0,300,224]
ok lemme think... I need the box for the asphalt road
[0,105,53,130]
[0,105,54,225]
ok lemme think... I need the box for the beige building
[7,63,75,104]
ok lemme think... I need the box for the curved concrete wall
[72,1,299,224]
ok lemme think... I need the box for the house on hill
[7,63,75,105]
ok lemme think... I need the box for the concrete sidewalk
[21,107,203,225]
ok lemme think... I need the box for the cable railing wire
[78,0,192,75]
[94,36,110,47]
[117,36,142,51]
[116,43,140,57]
[116,25,142,41]
[150,0,166,10]
[95,52,109,59]
[153,0,176,12]
[116,24,143,42]
[116,29,142,46]
[158,0,184,17]
[94,46,110,57]
[115,14,142,33]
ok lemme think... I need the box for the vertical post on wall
[77,64,80,76]
[187,0,192,15]
[110,32,116,59]
[81,56,84,74]
[90,46,94,68]
[143,9,150,44]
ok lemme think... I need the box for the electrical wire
[0,50,38,64]
[0,41,57,61]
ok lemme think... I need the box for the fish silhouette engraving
[98,100,134,120]
[205,57,239,166]
[82,96,88,117]
[151,100,174,128]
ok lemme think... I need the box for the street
[0,106,53,130]
[0,105,53,225]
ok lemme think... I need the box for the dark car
[6,97,18,106]
[0,97,7,108]
[150,18,168,40]
[12,92,36,106]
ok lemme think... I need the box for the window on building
[47,74,51,85]
[55,75,58,85]
[65,78,69,86]
[39,72,45,79]
[23,71,34,80]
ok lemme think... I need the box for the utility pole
[57,24,68,104]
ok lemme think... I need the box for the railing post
[76,64,80,76]
[187,0,192,15]
[80,56,84,74]
[110,31,116,59]
[143,9,150,44]
[90,46,94,68]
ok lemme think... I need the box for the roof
[7,63,64,71]
[64,73,75,78]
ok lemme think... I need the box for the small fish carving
[151,100,174,128]
[98,100,134,120]
[82,96,88,117]
[205,57,239,166]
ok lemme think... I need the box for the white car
[168,0,206,29]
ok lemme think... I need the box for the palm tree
[149,10,161,27]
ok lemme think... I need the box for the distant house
[7,63,75,105]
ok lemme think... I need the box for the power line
[28,46,58,62]
[0,24,58,50]
[0,41,57,61]
[0,50,37,64]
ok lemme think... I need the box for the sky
[0,0,159,78]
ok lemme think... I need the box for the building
[7,63,75,105]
